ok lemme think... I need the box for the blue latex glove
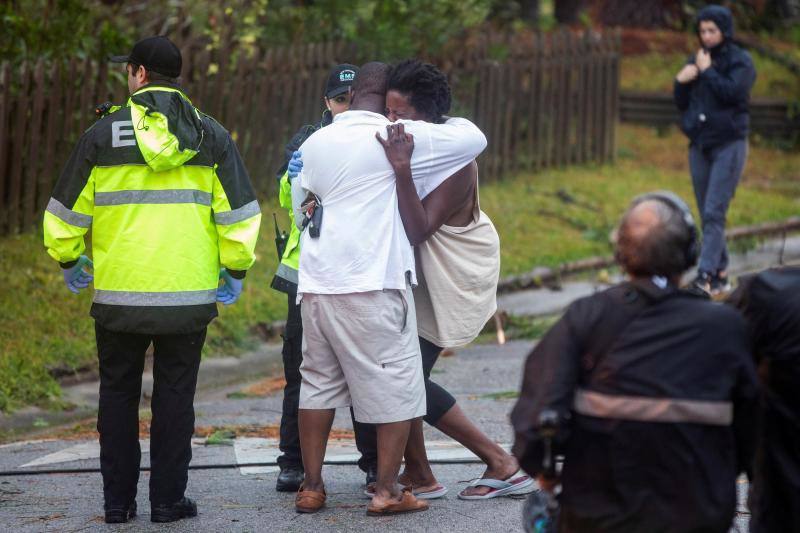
[217,268,243,305]
[287,151,303,181]
[62,255,94,294]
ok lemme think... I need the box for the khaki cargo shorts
[298,286,426,424]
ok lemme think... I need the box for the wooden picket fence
[620,91,800,139]
[0,30,620,236]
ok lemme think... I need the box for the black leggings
[324,337,457,462]
[419,337,457,425]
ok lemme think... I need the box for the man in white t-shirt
[290,62,487,516]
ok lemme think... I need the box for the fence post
[0,62,10,234]
[24,59,47,230]
[608,28,621,162]
[76,57,94,135]
[39,62,62,217]
[8,62,32,234]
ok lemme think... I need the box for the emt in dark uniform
[511,192,758,533]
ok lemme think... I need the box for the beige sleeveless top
[414,184,500,348]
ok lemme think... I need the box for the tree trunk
[523,0,541,24]
[597,0,683,28]
[555,0,585,25]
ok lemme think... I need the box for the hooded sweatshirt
[674,5,757,149]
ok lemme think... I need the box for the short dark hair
[127,62,178,85]
[351,62,390,99]
[387,59,451,123]
[615,199,694,278]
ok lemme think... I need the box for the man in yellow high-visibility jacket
[43,36,261,524]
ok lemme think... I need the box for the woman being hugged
[375,59,532,500]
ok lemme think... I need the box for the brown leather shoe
[366,488,429,516]
[295,484,326,514]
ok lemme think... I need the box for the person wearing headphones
[511,192,758,533]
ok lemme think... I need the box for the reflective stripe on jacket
[43,84,261,333]
[271,113,331,294]
[511,280,758,533]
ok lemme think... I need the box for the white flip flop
[457,470,535,500]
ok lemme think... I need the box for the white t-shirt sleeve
[403,117,487,199]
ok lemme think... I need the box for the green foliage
[682,0,796,32]
[481,390,520,400]
[1,0,495,67]
[204,429,236,446]
[0,0,133,63]
[218,0,492,60]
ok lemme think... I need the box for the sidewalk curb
[497,233,800,320]
[498,217,800,293]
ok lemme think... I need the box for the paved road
[6,233,788,531]
[0,337,752,532]
[0,341,540,532]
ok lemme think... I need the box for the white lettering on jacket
[112,120,136,148]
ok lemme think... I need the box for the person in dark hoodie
[727,267,800,533]
[43,36,261,524]
[674,4,756,296]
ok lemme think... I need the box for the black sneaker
[104,501,137,524]
[276,466,305,492]
[365,465,377,488]
[689,271,713,296]
[710,273,732,296]
[151,497,197,523]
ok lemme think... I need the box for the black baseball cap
[324,64,358,98]
[109,36,182,78]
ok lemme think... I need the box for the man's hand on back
[375,124,415,172]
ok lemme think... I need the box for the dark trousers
[356,337,458,447]
[95,322,204,507]
[689,139,748,275]
[277,293,378,473]
[419,337,457,425]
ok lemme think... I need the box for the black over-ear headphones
[631,190,699,270]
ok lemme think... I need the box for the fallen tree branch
[497,217,800,293]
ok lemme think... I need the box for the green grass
[621,46,800,99]
[481,123,800,277]
[2,123,799,412]
[0,195,287,413]
[480,390,520,400]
